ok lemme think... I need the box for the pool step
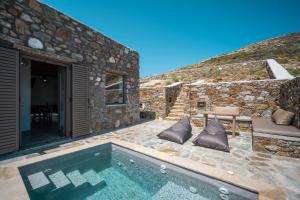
[152,181,209,200]
[83,170,105,186]
[66,170,87,187]
[86,168,150,200]
[27,171,51,190]
[48,171,71,189]
[50,169,105,188]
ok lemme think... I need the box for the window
[105,73,125,105]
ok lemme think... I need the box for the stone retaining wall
[140,86,166,119]
[140,82,183,119]
[0,0,140,132]
[280,76,300,128]
[183,79,285,118]
[253,134,300,158]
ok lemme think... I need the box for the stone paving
[1,120,300,199]
[111,120,300,200]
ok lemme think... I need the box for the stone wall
[140,86,166,119]
[0,0,140,133]
[253,134,300,158]
[182,79,285,117]
[280,76,300,128]
[140,82,183,119]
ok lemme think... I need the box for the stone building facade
[0,0,139,137]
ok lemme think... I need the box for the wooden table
[203,107,240,137]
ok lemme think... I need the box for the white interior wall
[20,61,31,132]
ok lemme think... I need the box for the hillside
[142,32,300,84]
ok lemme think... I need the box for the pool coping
[0,139,286,200]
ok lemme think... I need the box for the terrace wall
[280,76,300,128]
[140,82,183,119]
[140,86,166,119]
[184,79,285,117]
[0,0,140,132]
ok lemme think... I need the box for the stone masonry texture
[280,76,300,128]
[0,0,140,133]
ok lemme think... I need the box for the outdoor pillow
[271,109,294,125]
[193,119,230,152]
[157,116,192,144]
[205,117,226,134]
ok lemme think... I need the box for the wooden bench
[192,107,252,136]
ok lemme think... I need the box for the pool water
[19,143,258,200]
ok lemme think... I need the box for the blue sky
[42,0,300,77]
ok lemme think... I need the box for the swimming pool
[18,142,258,200]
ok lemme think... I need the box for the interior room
[20,59,66,148]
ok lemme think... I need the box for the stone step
[165,116,182,121]
[167,114,185,118]
[152,181,208,200]
[83,170,105,186]
[168,111,186,114]
[27,171,51,190]
[172,105,185,109]
[48,170,71,189]
[66,170,87,188]
[169,110,185,113]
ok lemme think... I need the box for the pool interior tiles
[18,144,257,200]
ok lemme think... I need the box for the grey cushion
[157,116,192,144]
[253,118,300,137]
[271,109,295,125]
[193,119,230,152]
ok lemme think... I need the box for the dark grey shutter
[0,47,19,154]
[72,64,89,137]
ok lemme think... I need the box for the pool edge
[0,138,287,200]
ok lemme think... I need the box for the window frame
[105,72,126,105]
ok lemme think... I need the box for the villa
[0,0,300,200]
[0,0,139,153]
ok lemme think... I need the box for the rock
[261,109,272,117]
[90,42,100,49]
[109,57,116,63]
[115,120,120,128]
[29,0,42,12]
[28,37,43,49]
[95,122,101,131]
[74,38,81,43]
[55,27,71,41]
[244,95,255,101]
[0,19,11,28]
[265,145,280,152]
[256,104,269,110]
[31,24,40,31]
[71,53,83,61]
[20,13,33,22]
[34,31,51,42]
[15,19,30,34]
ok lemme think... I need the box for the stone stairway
[166,90,189,121]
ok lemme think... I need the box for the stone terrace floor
[1,120,300,199]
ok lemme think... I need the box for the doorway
[20,58,67,148]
